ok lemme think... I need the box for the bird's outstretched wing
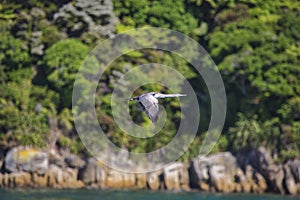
[138,95,159,122]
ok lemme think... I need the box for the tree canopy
[0,0,299,161]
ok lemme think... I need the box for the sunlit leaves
[209,1,300,156]
[114,0,198,34]
[43,38,90,108]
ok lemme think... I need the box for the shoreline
[0,146,299,195]
[0,187,299,199]
[2,188,300,200]
[0,187,296,195]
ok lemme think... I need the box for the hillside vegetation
[0,0,299,162]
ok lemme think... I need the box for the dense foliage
[0,0,299,161]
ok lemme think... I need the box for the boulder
[289,159,300,182]
[256,147,275,171]
[5,147,48,175]
[65,154,85,168]
[265,164,285,194]
[193,152,239,192]
[163,162,189,191]
[48,150,65,168]
[0,172,32,188]
[2,173,10,187]
[61,168,84,189]
[235,167,250,192]
[243,165,255,192]
[199,182,210,192]
[48,164,64,185]
[0,159,3,172]
[147,171,162,190]
[47,164,84,189]
[236,147,273,172]
[78,158,106,187]
[32,173,48,187]
[104,169,137,189]
[164,163,180,190]
[284,163,298,195]
[191,152,237,193]
[179,164,191,191]
[189,155,210,190]
[62,167,78,182]
[252,172,267,193]
[209,164,235,193]
[123,172,136,188]
[0,148,5,169]
[106,169,124,188]
[136,173,147,189]
[11,172,32,188]
[237,147,285,194]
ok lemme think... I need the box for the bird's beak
[124,98,133,101]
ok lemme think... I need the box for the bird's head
[152,92,163,98]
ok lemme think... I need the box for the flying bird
[126,92,187,122]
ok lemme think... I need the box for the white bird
[126,92,187,122]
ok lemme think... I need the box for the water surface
[1,189,298,200]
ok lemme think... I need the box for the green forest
[0,0,299,163]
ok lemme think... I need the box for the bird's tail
[124,97,138,101]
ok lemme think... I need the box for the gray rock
[147,170,162,190]
[10,172,32,188]
[235,167,251,192]
[65,154,85,168]
[289,159,300,182]
[0,159,3,172]
[78,158,106,187]
[237,147,286,194]
[0,148,5,170]
[189,155,210,189]
[5,147,48,175]
[106,169,124,188]
[136,173,147,189]
[49,164,64,184]
[255,148,285,194]
[123,172,137,188]
[163,162,190,191]
[48,151,65,168]
[208,152,237,192]
[284,163,298,195]
[267,164,285,194]
[253,171,267,193]
[190,152,238,192]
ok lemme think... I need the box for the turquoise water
[1,189,298,200]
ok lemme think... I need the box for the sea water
[1,189,298,200]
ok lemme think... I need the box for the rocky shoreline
[0,146,299,195]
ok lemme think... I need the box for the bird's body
[126,92,186,122]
